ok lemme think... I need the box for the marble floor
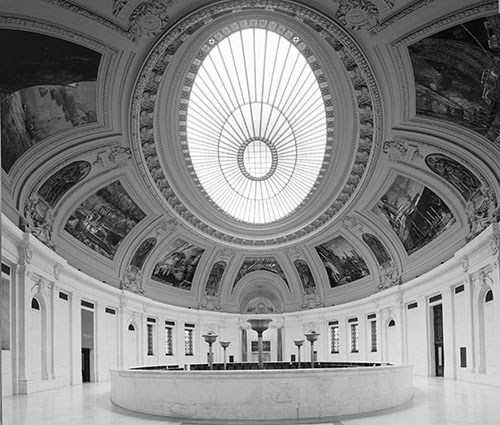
[2,376,500,425]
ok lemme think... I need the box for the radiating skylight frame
[181,21,333,224]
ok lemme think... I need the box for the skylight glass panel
[186,26,328,224]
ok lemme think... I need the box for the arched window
[485,289,494,303]
[128,324,135,331]
[388,319,396,327]
[31,298,40,310]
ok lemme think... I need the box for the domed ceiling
[2,0,500,313]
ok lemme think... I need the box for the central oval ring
[237,137,278,181]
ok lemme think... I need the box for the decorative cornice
[392,2,497,48]
[41,0,138,41]
[371,0,437,35]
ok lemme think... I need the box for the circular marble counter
[110,363,413,421]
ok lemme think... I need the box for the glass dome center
[185,24,329,224]
[238,138,277,181]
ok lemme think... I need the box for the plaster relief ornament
[302,290,323,309]
[461,255,469,273]
[53,263,61,280]
[112,0,171,38]
[199,294,221,311]
[24,194,56,250]
[121,265,144,295]
[466,187,500,241]
[377,261,401,291]
[383,139,422,163]
[490,235,500,256]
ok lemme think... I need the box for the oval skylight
[185,26,328,224]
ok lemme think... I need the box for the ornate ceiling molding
[131,0,383,247]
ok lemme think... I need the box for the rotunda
[1,0,500,422]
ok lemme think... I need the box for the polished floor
[2,375,500,425]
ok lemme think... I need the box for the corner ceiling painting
[372,175,455,255]
[204,261,227,296]
[130,237,157,269]
[315,236,369,288]
[64,181,145,259]
[151,239,205,290]
[37,161,91,208]
[425,153,481,202]
[362,233,391,267]
[232,257,289,292]
[294,259,317,294]
[0,29,101,173]
[408,15,500,145]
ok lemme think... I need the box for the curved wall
[1,215,500,396]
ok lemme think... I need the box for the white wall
[2,215,500,395]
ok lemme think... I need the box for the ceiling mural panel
[315,236,370,288]
[204,261,227,296]
[293,259,317,294]
[130,237,157,269]
[362,233,391,267]
[232,257,289,292]
[372,175,456,255]
[64,181,146,259]
[151,239,205,290]
[37,161,91,208]
[409,15,500,146]
[0,30,101,173]
[425,153,482,202]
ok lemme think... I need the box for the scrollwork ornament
[108,145,132,167]
[490,236,500,256]
[53,263,61,280]
[120,293,129,309]
[461,256,469,273]
[24,242,33,264]
[479,269,494,287]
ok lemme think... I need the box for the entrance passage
[81,348,91,382]
[433,304,444,376]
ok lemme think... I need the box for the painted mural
[204,261,227,296]
[233,257,289,291]
[362,233,391,267]
[151,239,205,290]
[64,181,146,260]
[130,237,157,269]
[373,175,455,255]
[0,30,101,173]
[409,15,500,144]
[294,259,317,294]
[315,236,369,288]
[37,161,91,208]
[425,153,481,202]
